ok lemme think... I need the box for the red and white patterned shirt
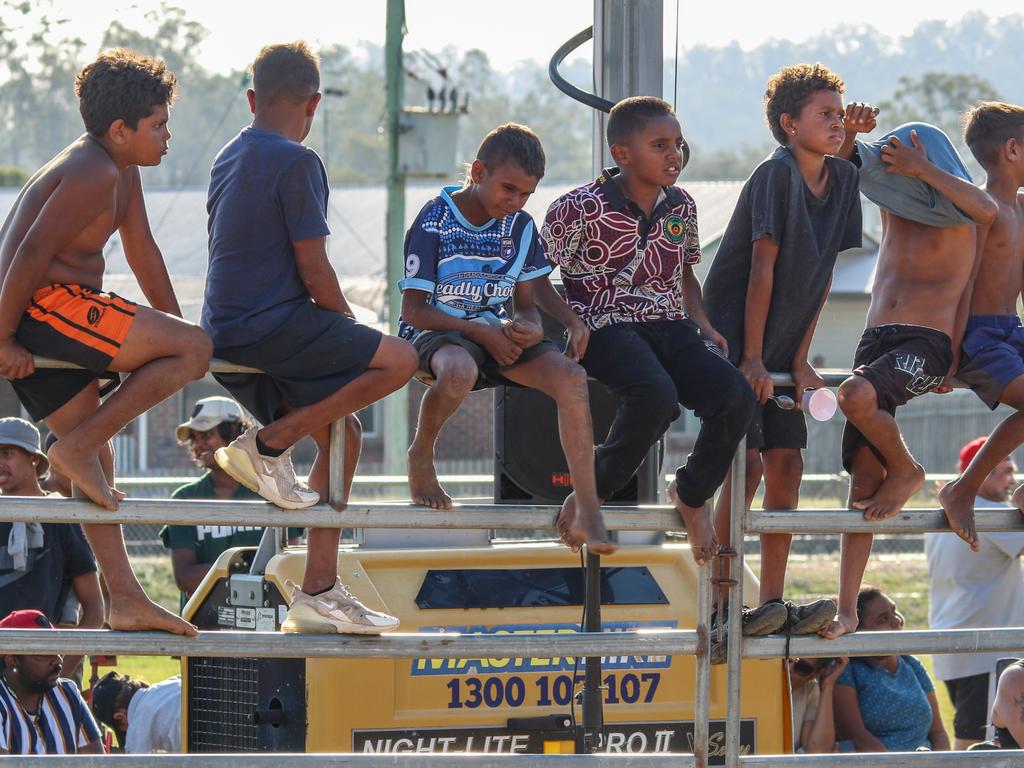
[541,168,701,331]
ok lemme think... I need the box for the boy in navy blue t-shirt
[401,124,615,555]
[203,42,418,634]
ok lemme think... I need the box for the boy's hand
[0,338,35,380]
[843,102,878,136]
[881,130,929,178]
[701,326,729,358]
[739,356,773,404]
[819,657,848,688]
[564,319,590,362]
[478,325,523,367]
[792,360,826,403]
[503,319,543,349]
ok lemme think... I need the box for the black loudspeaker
[494,289,664,506]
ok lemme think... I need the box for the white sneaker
[214,426,319,509]
[281,579,400,635]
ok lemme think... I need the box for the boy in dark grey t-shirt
[702,64,862,655]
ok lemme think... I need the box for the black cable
[548,27,614,114]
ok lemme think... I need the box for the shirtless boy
[826,110,998,637]
[939,103,1024,534]
[0,50,212,635]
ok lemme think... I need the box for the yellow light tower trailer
[181,542,788,759]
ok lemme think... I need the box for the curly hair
[764,63,845,145]
[476,123,546,179]
[963,101,1024,169]
[606,96,675,149]
[75,49,176,137]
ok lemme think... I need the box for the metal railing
[5,359,1023,765]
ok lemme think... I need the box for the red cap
[958,437,987,473]
[0,610,53,629]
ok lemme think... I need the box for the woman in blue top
[834,588,950,752]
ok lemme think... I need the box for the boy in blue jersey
[203,43,418,634]
[401,124,615,555]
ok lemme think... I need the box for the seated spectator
[790,656,847,753]
[0,609,103,754]
[834,588,950,752]
[160,397,301,610]
[91,671,180,753]
[0,418,103,682]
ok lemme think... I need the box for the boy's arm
[791,275,830,396]
[531,275,590,361]
[293,237,354,316]
[737,237,779,404]
[881,130,998,225]
[680,263,728,351]
[837,102,878,161]
[0,167,117,379]
[401,290,523,367]
[119,168,181,316]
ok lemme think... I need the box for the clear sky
[5,1,1023,74]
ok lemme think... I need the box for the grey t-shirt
[704,146,862,371]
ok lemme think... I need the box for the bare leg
[46,384,197,636]
[407,346,478,510]
[711,448,762,607]
[821,446,885,639]
[669,481,717,566]
[301,415,362,594]
[758,448,803,604]
[500,352,614,555]
[940,375,1024,551]
[837,376,923,520]
[257,335,417,449]
[48,307,211,510]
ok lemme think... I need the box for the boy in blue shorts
[543,97,756,566]
[203,42,418,634]
[937,103,1024,533]
[703,64,862,644]
[401,123,615,555]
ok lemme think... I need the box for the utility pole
[384,0,409,474]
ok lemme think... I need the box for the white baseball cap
[175,397,246,442]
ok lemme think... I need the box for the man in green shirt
[160,397,301,610]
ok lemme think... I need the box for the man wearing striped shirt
[0,610,102,754]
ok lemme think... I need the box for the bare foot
[820,612,858,639]
[669,481,717,566]
[48,437,118,510]
[108,593,198,636]
[407,450,452,510]
[570,495,617,556]
[938,481,979,551]
[851,463,924,520]
[556,493,582,553]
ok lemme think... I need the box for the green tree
[876,71,1001,143]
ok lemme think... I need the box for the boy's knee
[393,338,419,378]
[183,328,213,380]
[548,360,589,399]
[434,357,479,395]
[344,413,362,442]
[838,376,876,418]
[636,379,680,424]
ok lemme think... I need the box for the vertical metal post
[579,551,604,753]
[384,0,409,475]
[725,439,746,768]
[693,503,712,767]
[329,418,346,508]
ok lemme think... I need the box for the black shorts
[747,386,807,450]
[412,330,560,390]
[841,323,952,471]
[213,301,382,426]
[944,673,991,741]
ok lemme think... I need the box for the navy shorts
[956,315,1024,410]
[412,329,560,390]
[841,323,952,471]
[747,386,807,451]
[212,301,382,426]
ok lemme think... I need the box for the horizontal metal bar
[0,756,695,767]
[742,751,1024,767]
[0,628,698,658]
[745,627,1024,659]
[746,508,1022,534]
[0,496,684,531]
[117,475,498,487]
[33,355,260,374]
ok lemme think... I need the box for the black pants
[582,319,755,507]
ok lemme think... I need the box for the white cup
[802,388,837,421]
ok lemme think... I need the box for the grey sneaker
[741,601,789,636]
[281,579,400,634]
[215,426,319,509]
[786,598,837,635]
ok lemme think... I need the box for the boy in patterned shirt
[401,124,614,555]
[543,97,755,565]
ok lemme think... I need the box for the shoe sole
[281,611,399,636]
[215,446,319,510]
